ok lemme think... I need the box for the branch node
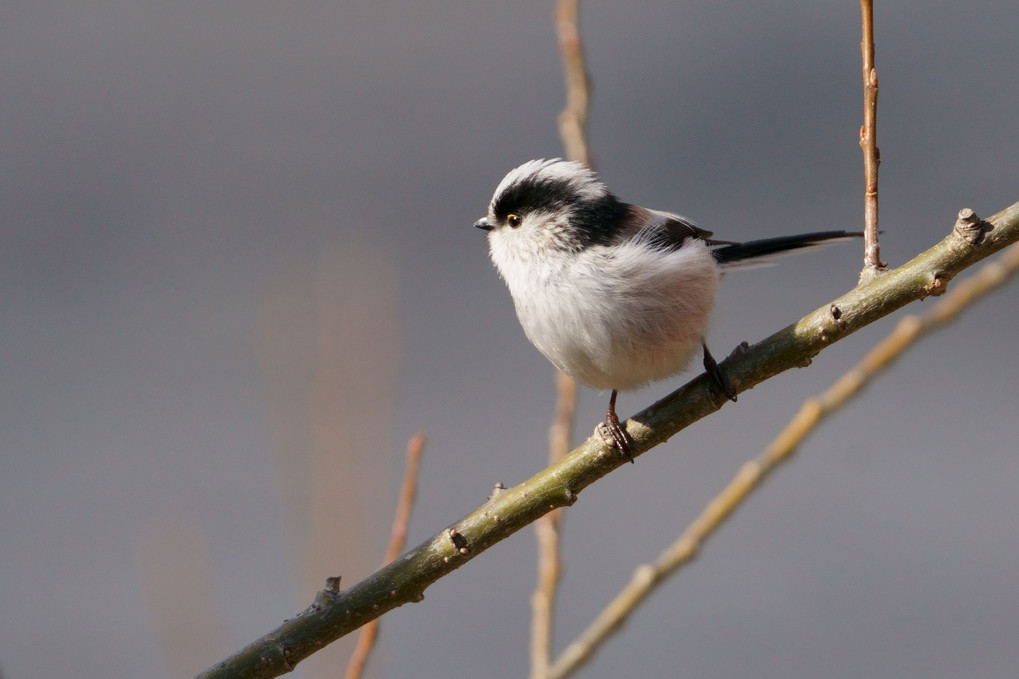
[592,424,614,455]
[726,341,750,361]
[488,482,508,501]
[926,272,952,298]
[563,486,577,506]
[313,577,342,610]
[447,528,470,554]
[279,645,295,671]
[952,208,988,247]
[830,304,846,330]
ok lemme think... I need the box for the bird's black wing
[618,205,736,250]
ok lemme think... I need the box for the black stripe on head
[491,172,583,224]
[491,170,629,251]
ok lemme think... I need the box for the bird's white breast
[489,234,721,391]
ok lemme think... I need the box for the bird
[474,158,858,457]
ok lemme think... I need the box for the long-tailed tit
[475,158,857,456]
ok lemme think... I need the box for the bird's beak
[474,217,493,231]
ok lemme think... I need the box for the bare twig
[343,432,426,679]
[548,224,1019,679]
[555,0,592,168]
[531,3,593,677]
[531,373,577,679]
[195,203,1019,679]
[859,0,884,280]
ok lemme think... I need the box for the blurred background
[2,2,1018,678]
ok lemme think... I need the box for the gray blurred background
[2,2,1018,678]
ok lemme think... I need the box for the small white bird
[475,159,856,456]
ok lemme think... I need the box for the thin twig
[531,373,577,679]
[859,0,884,280]
[532,2,592,676]
[555,0,592,168]
[343,432,426,679]
[548,235,1019,679]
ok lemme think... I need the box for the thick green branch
[196,202,1019,679]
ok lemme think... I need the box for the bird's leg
[702,342,737,402]
[598,389,634,461]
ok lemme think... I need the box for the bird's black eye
[507,213,522,228]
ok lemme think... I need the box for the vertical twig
[859,0,885,281]
[344,432,427,679]
[555,0,593,169]
[531,373,576,679]
[531,2,592,678]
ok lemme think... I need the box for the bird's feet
[598,389,634,461]
[702,343,738,402]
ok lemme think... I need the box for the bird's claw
[598,416,633,462]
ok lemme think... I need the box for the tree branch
[195,202,1019,679]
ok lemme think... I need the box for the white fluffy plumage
[491,215,718,390]
[477,159,719,390]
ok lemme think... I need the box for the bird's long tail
[711,230,861,270]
